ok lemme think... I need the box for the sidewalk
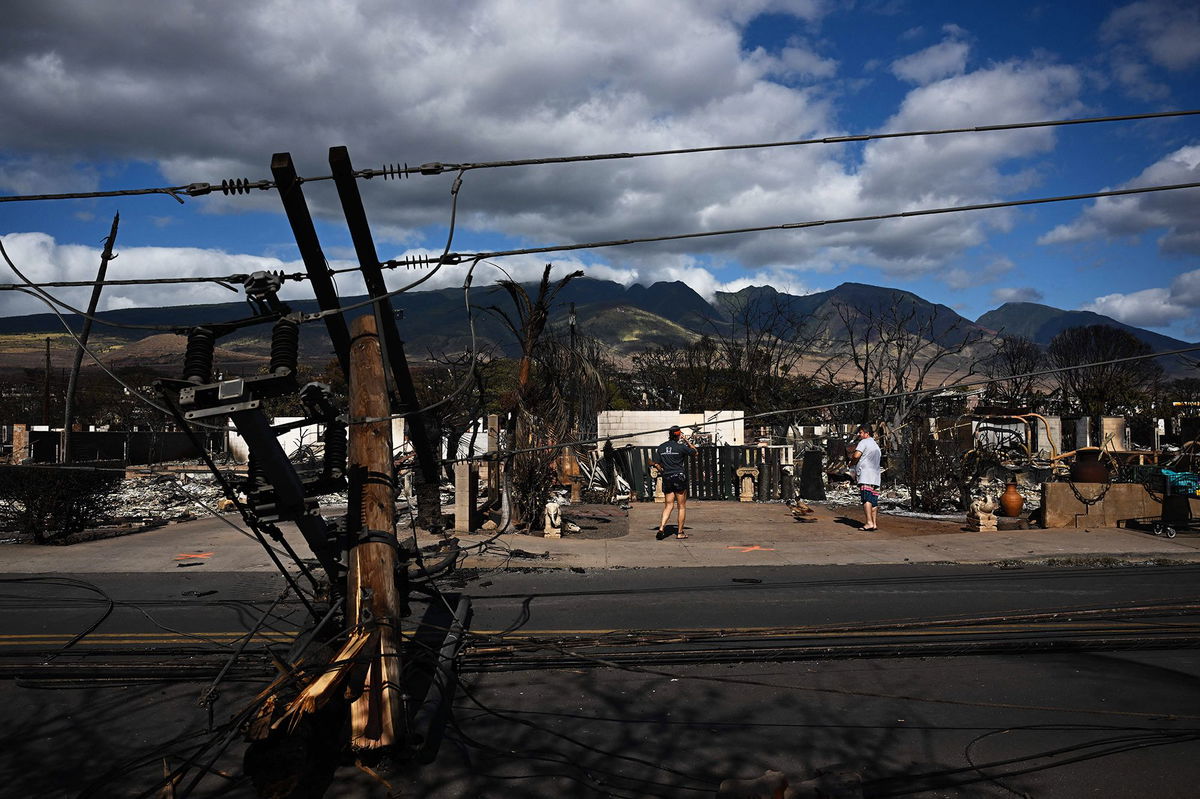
[440,500,1200,570]
[3,500,1198,574]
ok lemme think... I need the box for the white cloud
[991,286,1044,303]
[0,2,1097,304]
[1079,267,1200,330]
[945,257,1014,290]
[1083,287,1190,327]
[891,38,970,84]
[1102,1,1200,71]
[1172,268,1200,304]
[1100,1,1200,99]
[1038,144,1200,253]
[0,231,304,318]
[778,43,838,79]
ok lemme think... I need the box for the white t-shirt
[854,436,881,485]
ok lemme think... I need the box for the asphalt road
[2,564,1199,797]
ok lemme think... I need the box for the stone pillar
[736,466,759,502]
[1101,416,1126,451]
[453,461,479,533]
[486,413,500,498]
[1075,417,1091,449]
[11,424,29,463]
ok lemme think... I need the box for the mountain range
[0,279,1191,376]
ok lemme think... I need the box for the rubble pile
[823,481,913,509]
[820,474,1045,521]
[106,473,229,524]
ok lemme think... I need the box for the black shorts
[663,473,688,494]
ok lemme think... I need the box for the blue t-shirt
[656,439,694,475]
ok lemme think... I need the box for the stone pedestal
[965,513,998,532]
[736,466,759,502]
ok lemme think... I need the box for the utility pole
[42,338,51,427]
[62,212,119,463]
[329,145,443,533]
[346,313,407,748]
[568,302,577,438]
[270,152,351,380]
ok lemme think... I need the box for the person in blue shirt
[651,425,697,539]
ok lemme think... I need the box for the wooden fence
[613,445,793,502]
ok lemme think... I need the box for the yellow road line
[0,632,297,647]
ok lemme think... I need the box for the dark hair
[857,424,873,436]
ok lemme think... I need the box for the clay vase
[1070,448,1110,483]
[999,483,1024,518]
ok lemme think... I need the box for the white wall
[227,417,322,464]
[596,410,744,448]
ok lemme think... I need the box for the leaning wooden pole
[62,212,119,463]
[347,314,406,749]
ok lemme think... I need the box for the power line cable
[7,180,1197,324]
[0,235,280,333]
[0,272,302,290]
[362,108,1200,177]
[317,179,1200,332]
[413,180,1200,265]
[0,178,273,205]
[4,109,1194,204]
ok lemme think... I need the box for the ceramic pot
[1070,448,1110,483]
[999,483,1024,517]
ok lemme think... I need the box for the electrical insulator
[270,318,299,376]
[323,421,347,479]
[244,454,269,494]
[244,270,284,301]
[183,327,216,384]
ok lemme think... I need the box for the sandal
[675,532,689,539]
[655,528,670,540]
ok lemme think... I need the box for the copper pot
[1070,448,1110,483]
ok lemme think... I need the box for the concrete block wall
[596,410,744,448]
[596,410,685,447]
[227,417,322,464]
[701,410,744,446]
[1041,416,1062,457]
[1101,416,1127,451]
[1042,481,1199,528]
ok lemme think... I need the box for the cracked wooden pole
[347,314,406,749]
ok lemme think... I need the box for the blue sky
[1,0,1198,340]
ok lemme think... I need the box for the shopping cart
[1153,469,1199,538]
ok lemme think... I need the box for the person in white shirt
[851,424,882,530]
